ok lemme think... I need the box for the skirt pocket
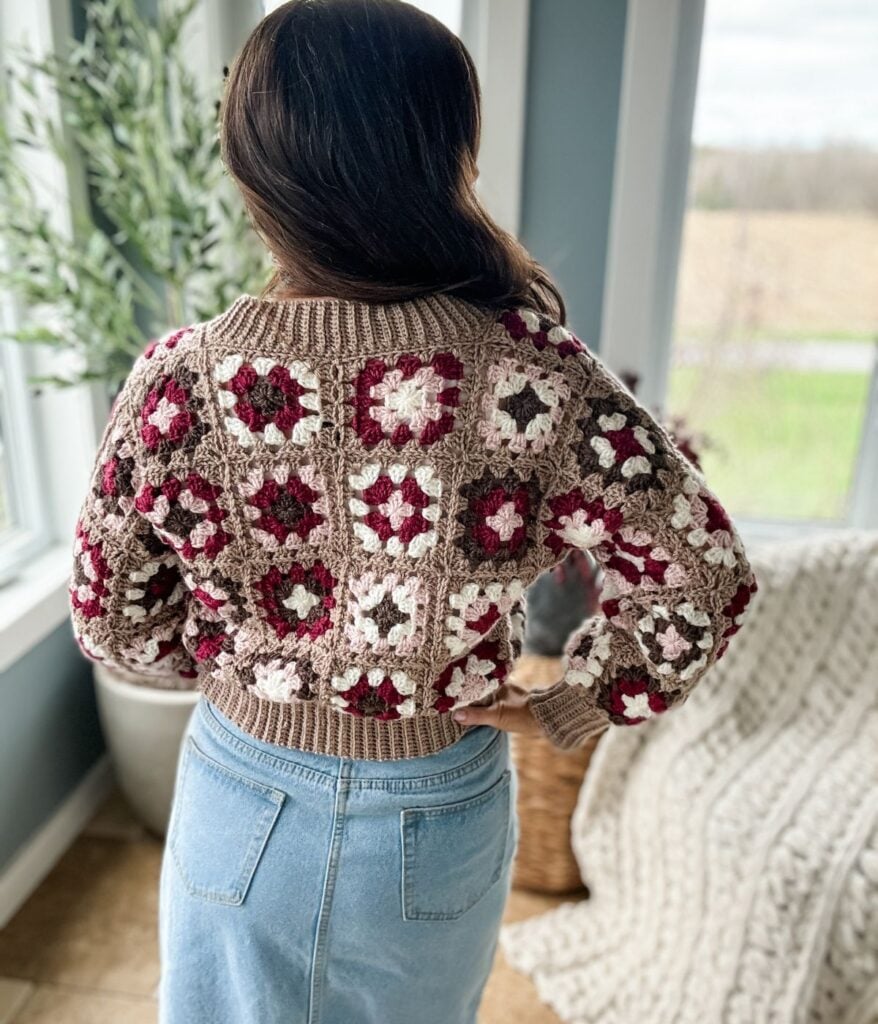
[168,735,285,906]
[400,768,511,922]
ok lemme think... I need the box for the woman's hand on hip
[452,683,544,737]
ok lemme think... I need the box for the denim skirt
[158,697,519,1024]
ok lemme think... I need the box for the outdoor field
[666,209,877,522]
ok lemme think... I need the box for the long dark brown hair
[219,0,566,323]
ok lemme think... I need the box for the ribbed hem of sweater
[526,679,609,751]
[201,677,471,761]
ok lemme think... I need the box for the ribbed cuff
[526,679,608,751]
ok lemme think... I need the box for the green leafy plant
[0,0,269,391]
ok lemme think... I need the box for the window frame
[598,0,878,540]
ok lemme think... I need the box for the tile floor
[0,792,567,1023]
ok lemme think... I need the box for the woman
[67,2,756,1021]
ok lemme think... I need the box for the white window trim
[599,0,704,409]
[0,0,103,665]
[0,339,52,583]
[461,0,530,237]
[599,0,878,540]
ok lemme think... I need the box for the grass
[667,365,872,521]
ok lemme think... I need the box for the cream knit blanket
[500,530,878,1024]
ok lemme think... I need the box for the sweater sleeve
[68,353,197,684]
[525,344,758,750]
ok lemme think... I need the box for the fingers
[453,693,542,736]
[454,703,500,727]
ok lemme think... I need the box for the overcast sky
[694,0,877,148]
[278,1,875,151]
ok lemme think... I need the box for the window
[600,0,878,535]
[0,9,54,581]
[0,0,102,603]
[666,2,878,524]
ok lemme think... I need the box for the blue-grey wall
[519,0,628,347]
[0,624,103,868]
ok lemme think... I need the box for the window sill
[0,545,72,674]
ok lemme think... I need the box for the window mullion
[599,0,706,405]
[0,343,49,537]
[848,355,878,529]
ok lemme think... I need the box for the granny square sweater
[68,293,757,760]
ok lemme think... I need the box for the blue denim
[158,697,519,1024]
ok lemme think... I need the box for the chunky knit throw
[68,293,755,760]
[500,530,878,1023]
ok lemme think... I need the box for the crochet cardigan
[68,293,757,760]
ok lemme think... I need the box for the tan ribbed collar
[208,291,495,355]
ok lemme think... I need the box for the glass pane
[667,1,878,522]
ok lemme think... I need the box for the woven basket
[509,654,600,895]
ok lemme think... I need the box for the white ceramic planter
[93,664,199,836]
